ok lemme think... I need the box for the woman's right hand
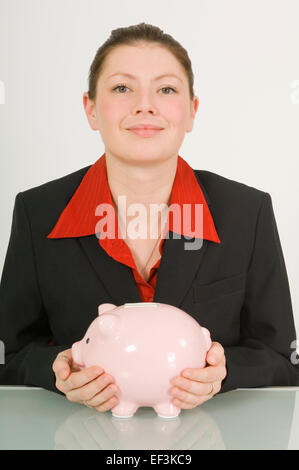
[52,348,119,412]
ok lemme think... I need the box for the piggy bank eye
[86,338,90,344]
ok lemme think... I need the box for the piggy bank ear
[202,327,212,351]
[97,314,118,337]
[98,303,116,316]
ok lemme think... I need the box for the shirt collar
[47,153,221,244]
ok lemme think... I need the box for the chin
[125,153,167,165]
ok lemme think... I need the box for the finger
[172,397,194,409]
[170,377,214,396]
[172,396,208,409]
[173,390,214,409]
[82,382,119,408]
[170,386,200,406]
[172,383,218,409]
[95,395,119,413]
[52,351,72,381]
[65,371,114,402]
[206,342,225,365]
[60,366,103,394]
[182,364,226,383]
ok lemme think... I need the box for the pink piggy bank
[72,302,212,419]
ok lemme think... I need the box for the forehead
[100,44,186,81]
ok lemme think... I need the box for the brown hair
[87,22,195,102]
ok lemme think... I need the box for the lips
[126,124,164,137]
[127,124,164,130]
[127,128,163,137]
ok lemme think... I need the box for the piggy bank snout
[72,341,84,368]
[201,326,212,351]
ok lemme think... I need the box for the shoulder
[192,169,272,233]
[13,165,92,233]
[193,169,268,210]
[20,164,91,200]
[17,164,91,210]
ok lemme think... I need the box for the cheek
[161,100,189,126]
[97,97,124,127]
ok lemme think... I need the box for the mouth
[126,128,164,137]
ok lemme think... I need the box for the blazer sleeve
[0,192,70,395]
[220,192,299,393]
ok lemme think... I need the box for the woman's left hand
[169,341,227,409]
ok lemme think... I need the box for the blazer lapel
[79,235,141,305]
[153,234,208,307]
[154,171,212,307]
[79,230,209,308]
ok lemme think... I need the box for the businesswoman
[1,23,298,414]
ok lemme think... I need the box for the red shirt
[47,153,220,302]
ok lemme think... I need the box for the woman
[0,23,298,414]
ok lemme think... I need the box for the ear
[82,92,99,131]
[97,314,118,337]
[186,95,199,133]
[98,303,116,316]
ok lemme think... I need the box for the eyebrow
[106,72,183,83]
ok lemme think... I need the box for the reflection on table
[0,386,298,450]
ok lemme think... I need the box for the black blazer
[1,164,299,396]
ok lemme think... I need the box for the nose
[132,91,158,116]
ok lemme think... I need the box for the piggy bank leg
[154,401,181,418]
[111,401,139,418]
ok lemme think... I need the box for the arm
[220,192,299,392]
[0,192,70,395]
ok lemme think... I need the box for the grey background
[0,0,298,334]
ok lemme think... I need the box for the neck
[105,151,178,210]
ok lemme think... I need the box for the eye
[112,84,176,94]
[113,84,129,93]
[160,86,176,94]
[86,338,90,344]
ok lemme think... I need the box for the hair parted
[87,22,195,102]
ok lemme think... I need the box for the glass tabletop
[0,386,299,450]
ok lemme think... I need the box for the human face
[83,43,199,166]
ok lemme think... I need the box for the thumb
[206,341,224,365]
[55,352,71,380]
